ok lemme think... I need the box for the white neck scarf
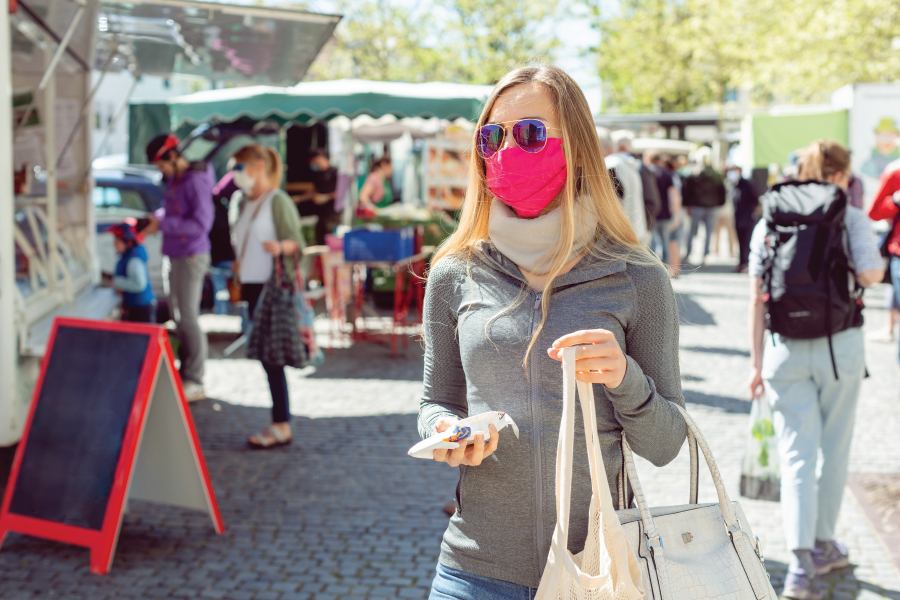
[488,198,598,275]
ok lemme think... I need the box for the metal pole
[44,42,58,291]
[57,40,118,170]
[13,0,86,137]
[0,0,21,444]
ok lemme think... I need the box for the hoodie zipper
[531,292,544,571]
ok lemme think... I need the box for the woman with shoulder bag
[419,65,687,599]
[231,144,306,449]
[747,140,884,599]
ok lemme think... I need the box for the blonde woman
[419,65,687,599]
[748,140,883,600]
[231,144,306,449]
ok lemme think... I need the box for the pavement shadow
[676,294,716,326]
[0,401,454,599]
[749,558,900,600]
[682,346,751,358]
[684,390,751,414]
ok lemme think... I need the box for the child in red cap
[109,220,156,323]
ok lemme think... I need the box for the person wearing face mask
[231,144,307,449]
[419,65,686,599]
[141,134,215,401]
[747,140,883,600]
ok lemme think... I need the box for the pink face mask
[485,138,568,218]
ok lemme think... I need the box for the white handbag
[537,347,779,600]
[534,347,646,600]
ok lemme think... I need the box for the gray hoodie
[418,239,686,588]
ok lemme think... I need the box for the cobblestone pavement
[1,262,898,599]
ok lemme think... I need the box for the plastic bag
[740,397,781,501]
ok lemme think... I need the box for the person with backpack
[747,140,884,600]
[682,157,726,265]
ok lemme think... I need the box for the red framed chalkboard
[0,317,224,574]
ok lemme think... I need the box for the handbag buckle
[754,535,767,570]
[645,534,664,553]
[724,518,743,536]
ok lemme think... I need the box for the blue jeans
[688,206,717,259]
[208,260,233,315]
[892,256,900,363]
[651,218,671,264]
[430,564,535,600]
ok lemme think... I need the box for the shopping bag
[247,256,307,368]
[534,347,645,600]
[739,397,781,501]
[290,251,324,367]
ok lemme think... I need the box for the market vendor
[358,157,393,212]
[295,149,341,244]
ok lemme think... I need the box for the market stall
[128,80,487,354]
[0,0,341,447]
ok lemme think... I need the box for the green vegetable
[751,418,775,467]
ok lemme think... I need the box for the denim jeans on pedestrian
[242,282,291,424]
[762,327,864,551]
[208,260,233,315]
[688,206,717,259]
[168,252,210,386]
[651,218,671,264]
[429,564,536,600]
[892,255,900,364]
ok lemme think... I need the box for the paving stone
[1,268,898,600]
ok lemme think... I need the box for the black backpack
[760,180,862,378]
[684,168,726,208]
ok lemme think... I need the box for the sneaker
[183,381,206,402]
[783,570,824,600]
[812,540,850,575]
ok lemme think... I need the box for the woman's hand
[548,330,627,389]
[432,417,499,467]
[262,240,283,256]
[748,367,765,400]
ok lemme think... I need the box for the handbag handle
[551,348,644,592]
[622,404,740,549]
[620,430,698,509]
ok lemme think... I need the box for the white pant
[762,327,864,551]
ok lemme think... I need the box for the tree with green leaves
[591,0,900,113]
[305,0,562,85]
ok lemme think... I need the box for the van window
[93,186,147,211]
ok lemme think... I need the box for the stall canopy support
[13,0,86,138]
[0,0,21,441]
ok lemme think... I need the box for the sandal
[248,425,292,449]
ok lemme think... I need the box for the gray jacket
[418,239,686,588]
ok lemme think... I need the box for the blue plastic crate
[343,227,415,262]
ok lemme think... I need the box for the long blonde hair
[431,64,660,363]
[233,144,284,187]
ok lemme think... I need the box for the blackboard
[8,326,151,530]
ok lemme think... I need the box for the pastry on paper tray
[408,411,519,459]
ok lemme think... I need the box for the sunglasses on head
[477,119,561,159]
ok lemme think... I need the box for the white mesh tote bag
[616,404,779,600]
[534,347,645,600]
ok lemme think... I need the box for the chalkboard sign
[9,327,150,529]
[0,318,223,574]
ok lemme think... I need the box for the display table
[324,247,433,357]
